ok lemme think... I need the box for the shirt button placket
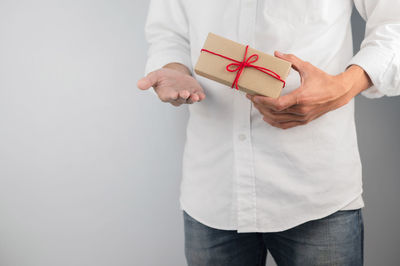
[233,0,258,233]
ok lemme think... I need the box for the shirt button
[238,134,246,141]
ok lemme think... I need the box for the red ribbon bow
[200,45,285,90]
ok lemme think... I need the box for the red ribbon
[200,45,285,90]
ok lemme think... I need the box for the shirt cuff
[347,45,394,99]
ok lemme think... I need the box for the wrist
[340,65,373,97]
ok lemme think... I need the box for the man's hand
[247,51,372,129]
[137,63,206,107]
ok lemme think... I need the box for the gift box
[194,33,291,98]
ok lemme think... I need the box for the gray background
[0,1,398,266]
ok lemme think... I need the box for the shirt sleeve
[143,0,192,96]
[348,0,400,98]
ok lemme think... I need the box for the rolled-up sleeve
[144,0,192,77]
[348,0,400,98]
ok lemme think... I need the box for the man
[137,0,400,265]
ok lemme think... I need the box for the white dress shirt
[143,0,400,232]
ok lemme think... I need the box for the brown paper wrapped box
[194,33,292,98]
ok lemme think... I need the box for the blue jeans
[183,209,363,266]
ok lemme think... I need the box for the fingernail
[275,51,284,57]
[253,97,260,103]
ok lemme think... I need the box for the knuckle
[171,92,179,101]
[275,103,285,112]
[298,106,308,115]
[296,95,305,105]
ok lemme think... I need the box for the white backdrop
[0,1,399,266]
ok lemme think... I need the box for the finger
[177,89,203,104]
[263,116,306,130]
[187,93,199,104]
[271,108,327,127]
[179,90,191,100]
[175,98,187,104]
[274,51,305,74]
[137,78,152,90]
[270,106,304,116]
[159,90,179,102]
[196,91,206,101]
[184,95,194,104]
[255,104,306,123]
[137,70,159,90]
[173,90,191,104]
[185,91,205,104]
[252,89,301,112]
[310,112,325,121]
[170,101,182,107]
[271,104,319,116]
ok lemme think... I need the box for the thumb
[274,51,306,74]
[137,70,159,90]
[276,88,302,110]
